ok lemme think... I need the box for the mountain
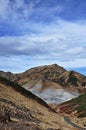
[0,76,76,130]
[16,64,86,89]
[0,64,86,104]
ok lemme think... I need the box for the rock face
[0,64,86,104]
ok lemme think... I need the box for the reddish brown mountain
[0,64,86,104]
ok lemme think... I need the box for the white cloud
[0,19,86,60]
[0,55,86,73]
[0,0,65,23]
[58,58,86,68]
[0,0,86,71]
[0,0,35,22]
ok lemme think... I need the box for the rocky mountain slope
[0,64,86,104]
[0,76,76,130]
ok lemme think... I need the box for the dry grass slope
[0,76,76,130]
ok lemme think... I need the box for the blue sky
[0,0,86,75]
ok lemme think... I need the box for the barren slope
[0,76,76,130]
[23,79,79,104]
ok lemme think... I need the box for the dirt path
[64,116,86,130]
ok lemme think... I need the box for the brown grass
[0,82,77,130]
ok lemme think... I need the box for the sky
[0,0,86,75]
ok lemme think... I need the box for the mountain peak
[0,64,86,104]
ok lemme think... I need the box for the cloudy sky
[0,0,86,75]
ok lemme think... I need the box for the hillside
[0,64,86,104]
[55,93,86,128]
[59,93,86,117]
[0,76,76,130]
